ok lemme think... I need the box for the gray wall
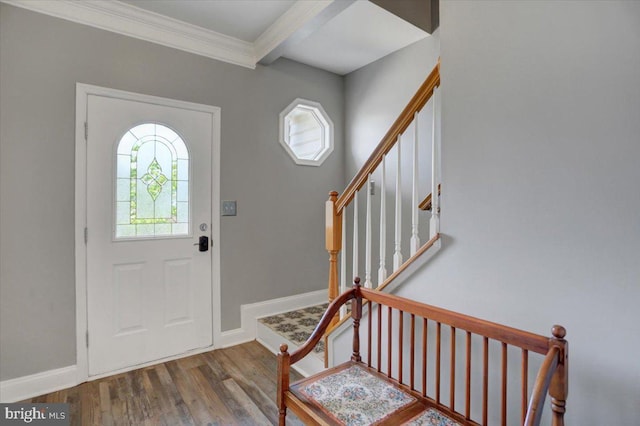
[0,4,344,380]
[397,1,638,424]
[344,33,440,179]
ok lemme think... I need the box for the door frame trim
[74,83,222,382]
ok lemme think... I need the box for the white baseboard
[0,365,78,403]
[1,289,326,402]
[218,289,326,348]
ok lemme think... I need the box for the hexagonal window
[279,98,334,166]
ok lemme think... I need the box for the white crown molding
[2,0,256,69]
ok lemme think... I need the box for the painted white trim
[75,83,222,382]
[1,289,323,401]
[1,0,340,70]
[2,0,255,68]
[74,83,89,386]
[218,289,327,348]
[279,98,334,167]
[254,0,333,63]
[0,366,77,403]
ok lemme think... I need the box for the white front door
[84,90,218,376]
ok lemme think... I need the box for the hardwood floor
[25,341,304,426]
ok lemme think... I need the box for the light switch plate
[221,200,237,216]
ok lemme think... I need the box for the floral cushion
[403,408,461,426]
[299,364,416,425]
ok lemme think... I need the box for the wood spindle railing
[465,331,472,420]
[378,156,387,284]
[429,85,441,239]
[393,138,403,271]
[436,321,442,404]
[324,60,441,334]
[483,337,489,425]
[398,310,404,383]
[450,326,456,411]
[422,318,428,397]
[410,111,420,255]
[410,313,416,391]
[352,191,359,289]
[377,302,382,373]
[522,349,529,424]
[502,342,508,426]
[335,62,440,213]
[364,177,372,288]
[387,305,392,378]
[339,213,347,319]
[367,302,372,367]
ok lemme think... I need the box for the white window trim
[279,98,334,166]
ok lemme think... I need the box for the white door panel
[86,94,215,376]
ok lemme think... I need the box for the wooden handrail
[419,183,442,211]
[336,60,440,213]
[361,287,551,354]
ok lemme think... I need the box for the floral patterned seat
[289,362,460,426]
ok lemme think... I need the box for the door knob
[194,236,209,252]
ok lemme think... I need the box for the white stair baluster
[378,156,387,285]
[430,87,440,238]
[364,175,372,289]
[353,191,359,283]
[393,137,403,271]
[340,212,347,319]
[410,112,420,255]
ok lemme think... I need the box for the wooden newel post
[326,191,342,322]
[550,325,568,426]
[326,191,342,298]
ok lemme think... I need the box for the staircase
[325,61,441,333]
[259,61,441,373]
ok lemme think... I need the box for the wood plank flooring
[25,341,304,426]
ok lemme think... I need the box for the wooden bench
[277,279,567,425]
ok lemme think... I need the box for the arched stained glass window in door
[115,123,189,239]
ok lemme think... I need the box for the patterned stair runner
[258,304,328,359]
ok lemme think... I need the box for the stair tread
[258,304,328,359]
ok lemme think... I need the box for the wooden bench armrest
[525,347,559,425]
[289,288,356,364]
[525,325,568,426]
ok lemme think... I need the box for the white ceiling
[119,0,295,42]
[3,0,431,75]
[280,1,428,75]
